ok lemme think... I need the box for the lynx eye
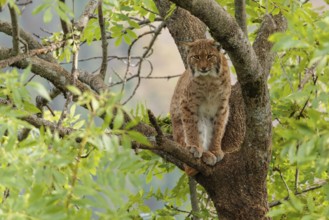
[207,54,215,60]
[191,55,200,60]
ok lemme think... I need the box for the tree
[0,0,328,219]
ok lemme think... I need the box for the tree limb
[59,0,71,35]
[234,0,247,36]
[98,0,108,80]
[253,14,287,77]
[0,41,65,68]
[0,47,93,96]
[8,4,20,55]
[0,20,56,63]
[74,0,98,31]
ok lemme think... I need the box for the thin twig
[274,167,290,198]
[298,61,319,90]
[269,179,328,207]
[147,109,163,137]
[2,188,10,204]
[122,22,165,104]
[279,59,294,93]
[57,40,79,128]
[294,143,300,194]
[189,177,200,220]
[164,204,191,214]
[121,31,155,92]
[140,74,181,80]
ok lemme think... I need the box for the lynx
[170,39,231,176]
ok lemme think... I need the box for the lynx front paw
[202,151,217,166]
[202,150,225,166]
[187,145,203,158]
[212,150,225,163]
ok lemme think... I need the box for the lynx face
[186,39,222,77]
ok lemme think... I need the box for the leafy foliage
[267,2,329,219]
[1,0,329,219]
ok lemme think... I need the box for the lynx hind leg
[187,145,203,158]
[202,150,224,166]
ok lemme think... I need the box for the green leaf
[114,36,122,47]
[128,20,140,29]
[23,102,41,114]
[28,82,51,101]
[123,34,132,45]
[32,3,49,15]
[127,131,151,146]
[126,29,137,40]
[67,85,82,96]
[43,8,53,23]
[113,109,124,129]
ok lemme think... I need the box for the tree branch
[189,177,200,220]
[0,47,93,96]
[253,14,287,77]
[0,20,56,63]
[0,41,65,68]
[98,0,108,80]
[234,0,247,36]
[59,0,71,35]
[8,4,20,54]
[74,0,98,31]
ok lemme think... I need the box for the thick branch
[0,20,56,63]
[74,0,98,31]
[0,41,64,68]
[0,47,93,96]
[23,114,74,137]
[253,14,287,77]
[234,0,247,36]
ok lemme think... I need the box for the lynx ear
[211,41,222,51]
[177,41,194,49]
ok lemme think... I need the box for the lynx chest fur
[170,39,231,175]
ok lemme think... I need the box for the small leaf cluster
[0,68,161,219]
[82,0,158,46]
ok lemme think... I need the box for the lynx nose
[200,67,208,73]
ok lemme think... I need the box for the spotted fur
[170,39,231,176]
